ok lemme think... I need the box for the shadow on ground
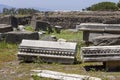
[84,64,105,71]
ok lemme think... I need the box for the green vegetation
[24,26,34,32]
[117,1,120,9]
[32,75,53,80]
[85,1,118,11]
[52,30,83,42]
[0,41,17,66]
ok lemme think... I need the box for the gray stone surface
[0,15,18,28]
[31,16,53,33]
[92,35,120,46]
[18,39,77,64]
[18,25,25,31]
[5,31,39,43]
[77,23,120,31]
[0,24,13,33]
[77,23,120,44]
[31,70,101,80]
[40,35,57,41]
[81,45,120,62]
[20,40,77,50]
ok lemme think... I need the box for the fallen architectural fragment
[0,24,13,33]
[81,46,120,70]
[76,23,120,45]
[18,39,77,64]
[92,35,120,46]
[31,70,101,80]
[5,31,39,43]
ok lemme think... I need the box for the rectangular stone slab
[0,24,12,33]
[81,46,120,62]
[76,23,120,43]
[77,23,120,31]
[31,70,101,80]
[20,39,77,50]
[18,39,77,64]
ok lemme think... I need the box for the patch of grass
[32,75,53,80]
[52,30,83,42]
[0,41,17,49]
[0,41,17,65]
[24,26,34,32]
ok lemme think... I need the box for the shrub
[86,2,118,11]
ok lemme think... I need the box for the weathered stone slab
[31,16,53,33]
[0,15,18,28]
[0,24,13,33]
[77,23,120,44]
[5,31,39,43]
[18,39,77,64]
[81,46,120,70]
[92,35,120,46]
[31,70,101,80]
[81,46,120,62]
[77,23,120,31]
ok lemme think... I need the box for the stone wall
[34,11,120,29]
[0,15,18,28]
[17,16,32,25]
[0,15,32,27]
[1,11,120,29]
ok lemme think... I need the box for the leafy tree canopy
[85,2,118,11]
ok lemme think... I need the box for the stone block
[18,40,77,64]
[92,35,120,46]
[0,24,13,33]
[5,31,39,43]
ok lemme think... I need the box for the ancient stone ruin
[77,23,120,45]
[92,35,120,46]
[78,23,120,71]
[0,24,13,33]
[18,39,77,64]
[81,46,120,71]
[5,31,39,43]
[0,15,18,28]
[31,16,53,33]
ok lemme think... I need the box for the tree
[2,8,39,15]
[117,0,120,8]
[85,2,118,11]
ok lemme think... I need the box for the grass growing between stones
[0,30,120,80]
[52,30,83,42]
[0,41,17,66]
[24,26,34,32]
